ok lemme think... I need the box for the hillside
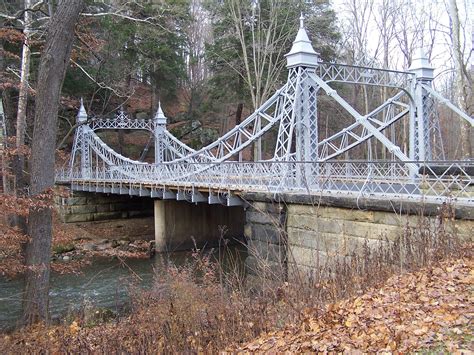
[237,252,473,353]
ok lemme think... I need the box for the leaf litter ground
[238,255,473,353]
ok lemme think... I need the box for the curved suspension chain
[167,85,287,164]
[88,130,147,167]
[163,130,198,160]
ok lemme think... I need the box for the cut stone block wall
[243,196,473,278]
[286,204,472,274]
[244,201,287,278]
[56,191,154,223]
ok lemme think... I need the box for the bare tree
[9,0,38,235]
[16,0,33,155]
[447,0,472,158]
[23,0,84,325]
[183,0,212,116]
[374,0,398,70]
[227,0,297,160]
[186,0,211,89]
[393,0,442,68]
[340,0,378,119]
[228,0,295,111]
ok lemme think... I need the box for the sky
[329,0,473,84]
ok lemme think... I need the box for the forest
[0,0,473,352]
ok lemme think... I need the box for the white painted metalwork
[316,62,414,89]
[60,18,473,207]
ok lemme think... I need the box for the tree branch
[70,59,133,98]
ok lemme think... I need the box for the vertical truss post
[295,68,304,185]
[409,50,434,162]
[254,116,262,161]
[285,14,319,188]
[154,102,167,164]
[408,79,417,161]
[306,76,319,185]
[71,99,92,178]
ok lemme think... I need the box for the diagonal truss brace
[317,91,409,161]
[421,84,474,126]
[309,73,418,175]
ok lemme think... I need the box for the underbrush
[0,205,469,353]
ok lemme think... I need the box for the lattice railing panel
[57,161,473,204]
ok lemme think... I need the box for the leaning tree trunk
[23,0,84,325]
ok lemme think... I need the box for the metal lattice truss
[61,20,473,206]
[91,109,155,131]
[316,88,409,161]
[316,62,414,89]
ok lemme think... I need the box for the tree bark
[448,0,472,159]
[16,0,32,153]
[12,0,33,228]
[235,102,243,126]
[23,0,84,325]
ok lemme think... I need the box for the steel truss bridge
[56,18,474,207]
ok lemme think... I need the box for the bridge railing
[55,160,473,204]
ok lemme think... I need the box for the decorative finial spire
[154,101,167,125]
[77,97,88,123]
[285,15,319,68]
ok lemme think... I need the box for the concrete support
[154,200,245,252]
[154,200,167,251]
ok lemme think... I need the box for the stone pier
[154,200,245,252]
[244,202,287,278]
[57,188,473,275]
[243,193,474,277]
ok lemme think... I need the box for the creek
[0,246,246,331]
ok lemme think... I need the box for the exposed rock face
[54,238,154,261]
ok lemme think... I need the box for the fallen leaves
[69,321,80,334]
[238,256,474,353]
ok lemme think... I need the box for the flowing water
[0,246,246,331]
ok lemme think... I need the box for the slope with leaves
[238,251,473,353]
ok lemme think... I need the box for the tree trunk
[448,0,472,159]
[16,0,32,153]
[13,0,33,228]
[235,102,243,126]
[23,0,84,325]
[2,89,22,228]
